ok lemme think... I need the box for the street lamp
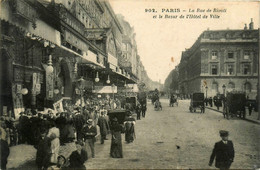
[95,72,100,83]
[205,86,208,98]
[106,75,110,84]
[46,55,54,74]
[222,84,226,97]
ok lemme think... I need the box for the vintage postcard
[0,0,259,169]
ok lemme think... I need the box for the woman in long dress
[124,112,135,143]
[110,118,124,158]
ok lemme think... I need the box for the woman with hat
[110,117,124,158]
[124,111,136,143]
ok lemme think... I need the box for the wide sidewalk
[205,104,260,124]
[7,125,100,169]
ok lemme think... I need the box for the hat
[87,119,93,124]
[219,130,229,137]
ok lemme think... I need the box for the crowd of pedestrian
[0,94,146,169]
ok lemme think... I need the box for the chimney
[249,18,254,30]
[244,24,248,30]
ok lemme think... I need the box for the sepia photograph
[0,0,259,169]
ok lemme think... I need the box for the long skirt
[110,132,123,158]
[125,123,134,142]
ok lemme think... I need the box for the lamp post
[205,86,208,98]
[222,84,226,97]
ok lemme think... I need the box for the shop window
[212,82,218,95]
[227,52,234,59]
[228,82,235,90]
[211,51,217,60]
[242,64,250,75]
[227,65,234,75]
[211,65,218,75]
[244,51,250,60]
[244,82,251,93]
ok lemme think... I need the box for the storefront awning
[0,0,61,46]
[93,86,117,94]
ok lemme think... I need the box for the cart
[223,92,246,119]
[189,93,205,113]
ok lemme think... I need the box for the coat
[36,137,51,169]
[47,127,60,164]
[97,116,109,136]
[82,125,97,141]
[209,140,235,169]
[1,139,10,169]
[69,150,88,169]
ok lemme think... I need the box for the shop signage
[46,71,54,100]
[93,86,117,94]
[109,63,117,71]
[83,50,97,63]
[32,73,41,95]
[108,53,118,66]
[12,83,25,119]
[59,6,85,36]
[64,30,88,52]
[10,0,37,23]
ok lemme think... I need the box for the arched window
[212,82,218,96]
[244,82,251,93]
[227,82,235,92]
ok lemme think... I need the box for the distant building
[179,19,258,99]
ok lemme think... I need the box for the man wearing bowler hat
[209,130,235,170]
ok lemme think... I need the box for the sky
[109,0,259,83]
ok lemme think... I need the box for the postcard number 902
[145,9,157,13]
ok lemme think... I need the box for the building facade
[0,0,148,118]
[179,20,259,99]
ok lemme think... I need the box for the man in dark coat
[74,112,86,141]
[97,112,109,144]
[69,140,88,170]
[1,128,10,170]
[141,103,147,118]
[209,130,235,170]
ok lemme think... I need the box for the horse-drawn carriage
[223,92,246,119]
[189,93,205,113]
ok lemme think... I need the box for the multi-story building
[116,14,140,83]
[0,0,147,118]
[179,19,258,99]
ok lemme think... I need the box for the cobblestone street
[8,99,260,169]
